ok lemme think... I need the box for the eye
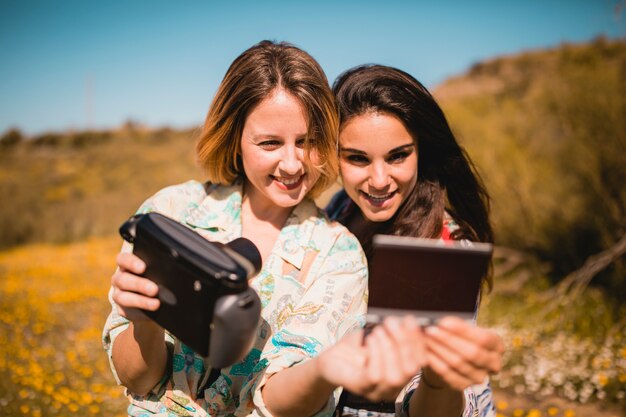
[258,140,280,149]
[386,151,410,163]
[342,153,370,165]
[296,138,307,148]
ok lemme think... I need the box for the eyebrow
[251,133,307,141]
[339,143,415,155]
[339,147,366,154]
[388,144,415,153]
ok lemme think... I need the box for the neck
[346,208,394,261]
[242,181,293,229]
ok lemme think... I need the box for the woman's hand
[319,316,426,402]
[111,252,160,321]
[109,252,168,395]
[423,317,504,391]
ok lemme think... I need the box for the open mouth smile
[272,175,305,190]
[360,190,397,205]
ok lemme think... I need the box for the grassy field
[0,237,624,416]
[1,38,625,417]
[0,237,128,416]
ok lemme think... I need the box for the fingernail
[134,260,145,271]
[405,315,419,329]
[386,317,401,331]
[147,282,158,293]
[425,326,440,336]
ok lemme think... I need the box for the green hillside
[0,125,202,247]
[1,37,625,295]
[434,36,626,298]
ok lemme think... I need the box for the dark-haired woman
[327,64,504,417]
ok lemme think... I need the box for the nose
[368,162,390,189]
[278,144,303,175]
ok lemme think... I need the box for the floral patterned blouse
[103,180,369,416]
[326,190,496,417]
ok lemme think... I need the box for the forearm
[111,321,168,396]
[408,368,464,417]
[262,356,337,417]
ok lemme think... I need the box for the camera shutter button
[237,293,254,308]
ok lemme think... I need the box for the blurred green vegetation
[1,38,623,299]
[480,247,626,410]
[1,38,624,299]
[435,36,626,303]
[0,124,202,248]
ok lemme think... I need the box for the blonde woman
[103,41,370,417]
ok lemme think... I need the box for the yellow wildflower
[598,373,609,386]
[80,392,94,405]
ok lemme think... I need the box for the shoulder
[149,180,208,202]
[441,210,460,241]
[324,189,354,224]
[137,180,207,218]
[295,198,364,256]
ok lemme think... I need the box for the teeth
[365,191,394,200]
[276,176,301,185]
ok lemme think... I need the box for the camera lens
[225,238,262,277]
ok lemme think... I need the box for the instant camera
[119,212,262,368]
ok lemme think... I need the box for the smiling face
[339,112,418,222]
[241,88,320,210]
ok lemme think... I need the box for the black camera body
[119,212,262,368]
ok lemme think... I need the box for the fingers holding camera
[111,253,160,320]
[116,252,146,275]
[423,332,480,391]
[431,317,503,374]
[317,329,368,391]
[381,316,426,377]
[360,317,426,401]
[423,317,504,390]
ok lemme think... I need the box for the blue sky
[1,0,624,136]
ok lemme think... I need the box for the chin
[270,191,308,208]
[361,208,395,223]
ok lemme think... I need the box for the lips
[272,175,305,190]
[360,190,397,206]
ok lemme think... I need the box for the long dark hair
[333,64,494,286]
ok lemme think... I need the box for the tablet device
[366,234,492,326]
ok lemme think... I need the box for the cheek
[242,148,272,169]
[339,163,364,188]
[395,162,418,191]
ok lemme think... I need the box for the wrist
[314,351,340,389]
